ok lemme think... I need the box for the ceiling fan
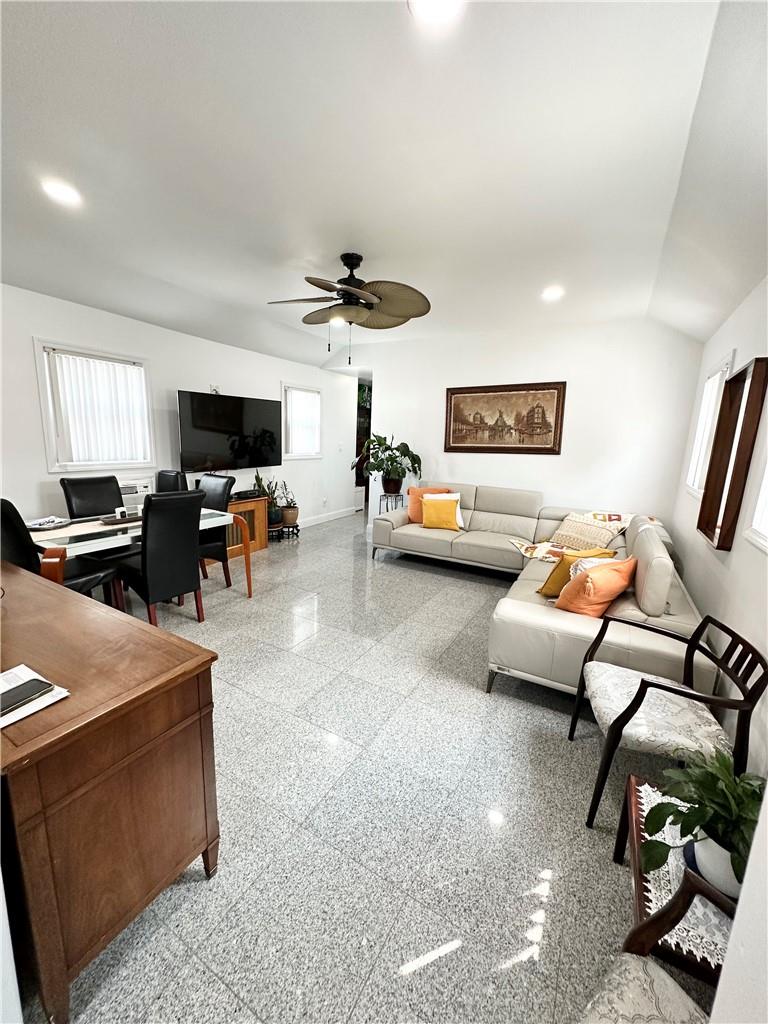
[268,252,430,330]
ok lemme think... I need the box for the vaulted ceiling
[2,2,766,366]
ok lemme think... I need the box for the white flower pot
[695,834,742,898]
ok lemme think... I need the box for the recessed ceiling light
[540,284,565,303]
[41,178,82,208]
[408,0,465,28]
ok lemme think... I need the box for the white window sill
[282,453,322,461]
[48,460,156,474]
[743,527,768,554]
[685,485,704,501]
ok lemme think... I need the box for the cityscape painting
[444,382,566,455]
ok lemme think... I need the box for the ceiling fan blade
[305,276,341,293]
[362,281,430,319]
[305,276,380,304]
[357,311,411,330]
[336,283,380,304]
[268,297,334,304]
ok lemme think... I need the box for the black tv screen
[178,390,282,472]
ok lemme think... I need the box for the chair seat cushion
[63,556,117,595]
[584,661,732,758]
[578,953,708,1024]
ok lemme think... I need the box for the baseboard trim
[300,507,358,529]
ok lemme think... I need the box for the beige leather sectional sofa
[372,481,714,696]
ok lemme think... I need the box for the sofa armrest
[372,508,410,546]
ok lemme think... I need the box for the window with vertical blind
[686,356,732,494]
[283,384,322,458]
[35,341,154,472]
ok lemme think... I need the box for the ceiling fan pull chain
[328,320,331,353]
[348,322,352,366]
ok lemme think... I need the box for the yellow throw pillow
[422,497,461,531]
[538,548,616,598]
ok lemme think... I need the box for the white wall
[0,285,358,523]
[669,278,768,773]
[330,317,703,524]
[711,797,768,1024]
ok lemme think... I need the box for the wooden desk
[0,564,219,1024]
[227,496,268,558]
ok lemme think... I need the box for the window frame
[685,351,734,499]
[33,337,156,474]
[281,382,323,461]
[744,464,768,554]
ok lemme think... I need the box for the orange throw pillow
[407,486,450,523]
[555,557,637,618]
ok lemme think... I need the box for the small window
[283,384,322,458]
[36,341,154,472]
[747,466,768,551]
[686,356,731,494]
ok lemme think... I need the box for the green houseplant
[279,481,299,526]
[352,434,422,494]
[640,749,765,897]
[254,471,283,526]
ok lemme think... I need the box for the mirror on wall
[697,357,768,550]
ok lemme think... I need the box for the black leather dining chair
[0,498,124,608]
[197,473,236,587]
[114,490,206,625]
[156,470,188,493]
[60,475,123,519]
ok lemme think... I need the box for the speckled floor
[22,512,713,1024]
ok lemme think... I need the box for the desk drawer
[35,675,203,809]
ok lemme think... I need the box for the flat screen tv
[178,390,282,472]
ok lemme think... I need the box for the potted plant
[352,433,422,494]
[279,481,299,526]
[640,749,765,898]
[254,471,283,526]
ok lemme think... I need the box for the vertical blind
[284,386,321,456]
[49,349,152,465]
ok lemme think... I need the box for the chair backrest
[140,491,205,603]
[0,499,41,574]
[198,473,236,512]
[156,470,188,493]
[60,476,123,519]
[686,615,768,706]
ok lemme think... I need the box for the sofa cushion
[555,558,637,617]
[422,482,477,511]
[452,531,524,570]
[632,527,674,617]
[422,497,461,532]
[471,486,541,539]
[407,486,450,523]
[390,523,459,557]
[534,505,587,542]
[550,511,633,551]
[538,548,616,598]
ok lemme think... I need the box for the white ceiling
[2,1,763,367]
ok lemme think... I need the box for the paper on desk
[0,664,69,728]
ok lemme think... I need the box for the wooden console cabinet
[0,564,219,1024]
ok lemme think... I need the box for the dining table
[30,507,253,598]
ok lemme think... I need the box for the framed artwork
[444,381,566,455]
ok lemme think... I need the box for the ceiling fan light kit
[269,252,430,334]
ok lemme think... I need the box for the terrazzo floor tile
[345,642,436,695]
[139,953,262,1023]
[198,829,404,1024]
[348,897,558,1024]
[295,672,405,745]
[306,754,454,885]
[292,622,377,666]
[225,712,362,820]
[215,643,340,709]
[366,695,486,788]
[380,619,463,658]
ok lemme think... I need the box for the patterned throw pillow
[569,555,617,579]
[550,511,633,552]
[508,538,573,562]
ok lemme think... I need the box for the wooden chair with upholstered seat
[568,614,768,828]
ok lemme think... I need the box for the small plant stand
[379,493,404,514]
